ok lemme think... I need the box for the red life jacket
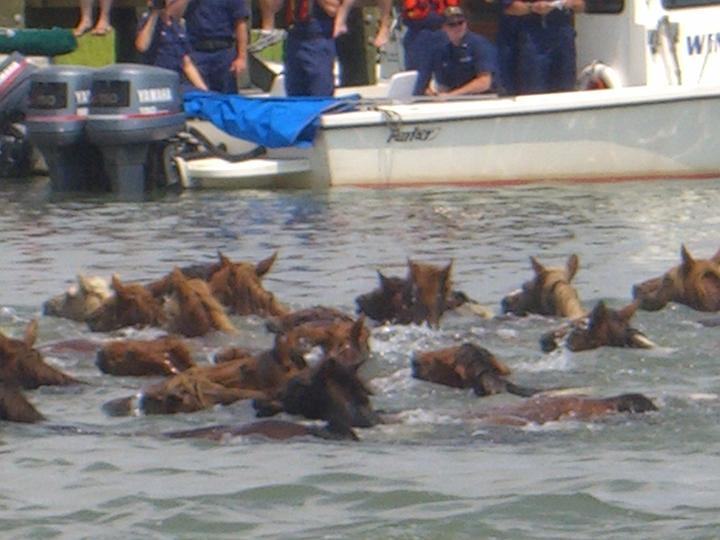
[402,0,460,21]
[286,0,311,24]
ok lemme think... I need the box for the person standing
[422,6,496,96]
[135,0,209,94]
[169,0,250,93]
[282,0,340,96]
[73,0,114,36]
[498,0,584,95]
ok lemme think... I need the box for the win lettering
[686,32,720,55]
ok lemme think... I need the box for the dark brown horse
[540,300,655,352]
[164,418,358,441]
[501,254,585,319]
[412,342,540,397]
[633,245,720,312]
[96,336,196,376]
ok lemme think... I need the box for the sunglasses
[446,19,466,27]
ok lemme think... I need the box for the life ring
[576,62,622,90]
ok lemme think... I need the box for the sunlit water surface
[1,178,719,539]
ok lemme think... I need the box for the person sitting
[135,0,209,94]
[423,6,497,96]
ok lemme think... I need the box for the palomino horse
[96,336,196,376]
[501,254,585,319]
[0,320,81,389]
[43,274,112,322]
[633,245,720,312]
[540,300,656,352]
[412,342,540,397]
[474,392,658,426]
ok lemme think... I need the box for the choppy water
[1,177,720,539]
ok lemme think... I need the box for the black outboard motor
[85,64,186,196]
[25,65,102,191]
[0,52,39,177]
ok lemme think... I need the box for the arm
[182,55,209,90]
[504,0,533,15]
[372,0,393,48]
[135,11,160,53]
[166,0,190,19]
[442,72,492,96]
[333,0,356,38]
[230,18,248,75]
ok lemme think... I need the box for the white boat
[176,0,720,189]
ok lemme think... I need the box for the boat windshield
[663,0,720,8]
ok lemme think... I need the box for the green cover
[0,27,77,56]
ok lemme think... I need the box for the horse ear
[217,251,231,266]
[617,300,639,321]
[442,260,453,282]
[378,270,390,287]
[111,274,123,292]
[680,244,696,272]
[23,319,38,347]
[350,315,366,345]
[588,300,609,328]
[256,251,278,277]
[711,247,720,264]
[530,256,544,276]
[566,254,579,281]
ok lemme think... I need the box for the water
[1,178,720,539]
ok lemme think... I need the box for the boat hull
[185,85,720,189]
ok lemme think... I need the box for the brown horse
[633,245,720,312]
[87,274,166,332]
[208,251,289,317]
[43,275,112,322]
[501,254,585,319]
[0,384,45,423]
[540,300,655,352]
[412,342,540,397]
[356,260,473,327]
[163,267,237,337]
[475,392,657,426]
[0,320,81,389]
[96,336,196,376]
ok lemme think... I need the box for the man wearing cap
[401,0,461,95]
[422,6,497,96]
[498,0,585,95]
[168,0,249,93]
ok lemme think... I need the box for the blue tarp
[183,92,358,148]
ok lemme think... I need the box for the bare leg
[73,0,94,36]
[91,0,114,35]
[372,0,393,48]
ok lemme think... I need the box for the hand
[531,1,554,15]
[230,56,247,75]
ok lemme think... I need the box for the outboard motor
[85,64,186,196]
[25,65,101,191]
[0,52,38,177]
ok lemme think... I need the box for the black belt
[193,39,234,52]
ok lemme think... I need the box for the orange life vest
[402,0,460,21]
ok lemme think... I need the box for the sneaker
[249,29,286,53]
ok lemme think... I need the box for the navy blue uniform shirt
[137,13,192,73]
[433,31,497,92]
[184,0,249,42]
